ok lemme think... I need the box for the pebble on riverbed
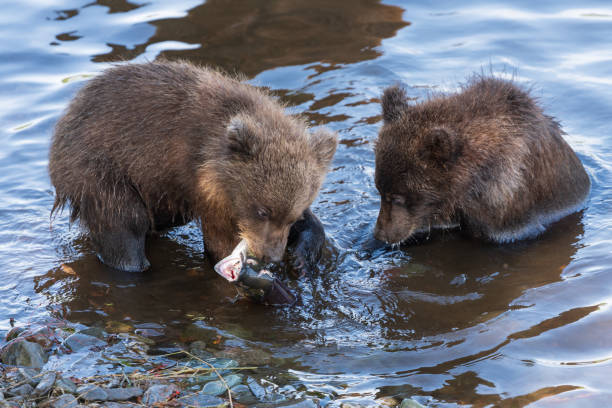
[76,384,110,401]
[0,320,339,408]
[0,338,48,368]
[231,384,259,405]
[64,332,107,351]
[32,371,56,396]
[177,392,227,407]
[54,376,78,394]
[50,394,79,408]
[6,383,33,398]
[104,387,144,401]
[399,398,426,408]
[17,367,40,386]
[141,383,181,405]
[103,403,141,408]
[202,380,228,396]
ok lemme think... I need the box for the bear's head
[205,112,337,262]
[374,85,462,244]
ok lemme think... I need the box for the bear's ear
[226,116,257,157]
[382,85,409,123]
[421,127,461,167]
[311,128,338,168]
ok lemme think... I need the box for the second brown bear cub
[374,76,590,244]
[50,61,337,272]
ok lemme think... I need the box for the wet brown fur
[374,75,590,244]
[49,60,337,271]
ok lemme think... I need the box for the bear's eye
[391,195,406,206]
[256,207,270,219]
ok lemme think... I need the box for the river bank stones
[32,371,56,396]
[0,339,47,368]
[64,332,106,351]
[142,384,181,405]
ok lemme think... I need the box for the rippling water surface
[2,0,612,406]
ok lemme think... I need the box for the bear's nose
[373,223,389,244]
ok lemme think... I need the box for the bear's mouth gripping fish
[214,240,296,306]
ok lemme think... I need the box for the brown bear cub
[374,76,590,244]
[50,60,337,272]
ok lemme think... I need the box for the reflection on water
[93,0,408,76]
[2,0,612,406]
[379,213,585,340]
[36,213,585,343]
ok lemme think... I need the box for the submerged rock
[6,325,63,350]
[264,393,289,404]
[54,376,78,394]
[105,321,134,334]
[254,399,316,408]
[77,327,107,340]
[17,367,41,387]
[189,373,218,385]
[51,394,79,408]
[64,333,106,351]
[399,398,425,408]
[277,400,318,408]
[247,377,267,400]
[206,357,239,370]
[231,384,258,405]
[0,339,47,368]
[178,392,227,407]
[5,328,25,342]
[340,403,370,408]
[375,397,399,407]
[33,372,56,396]
[181,324,219,345]
[142,384,180,405]
[22,326,61,349]
[190,340,214,359]
[224,374,243,388]
[76,384,108,401]
[218,346,273,366]
[6,384,33,398]
[134,327,164,339]
[0,400,22,408]
[104,387,143,401]
[201,380,227,396]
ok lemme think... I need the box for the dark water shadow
[34,212,586,356]
[377,370,580,407]
[35,225,331,347]
[91,0,409,77]
[376,212,586,341]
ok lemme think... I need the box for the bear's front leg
[90,228,150,272]
[288,208,326,273]
[78,190,152,273]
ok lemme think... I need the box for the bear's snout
[374,202,417,245]
[262,232,289,263]
[374,220,408,245]
[374,219,389,243]
[245,225,290,263]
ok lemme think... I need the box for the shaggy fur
[374,76,590,244]
[50,60,337,272]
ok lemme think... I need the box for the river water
[1,0,612,406]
